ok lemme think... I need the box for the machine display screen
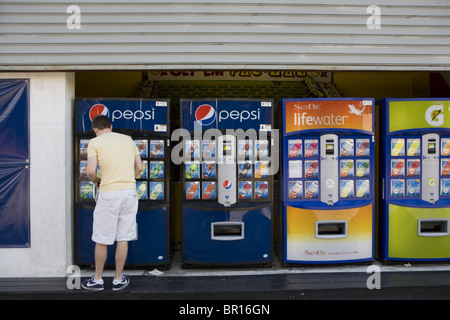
[223,140,233,156]
[325,140,335,155]
[428,140,436,154]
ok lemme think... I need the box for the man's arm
[86,155,100,187]
[134,154,144,178]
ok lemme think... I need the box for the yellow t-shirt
[87,132,139,192]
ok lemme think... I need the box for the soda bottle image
[391,179,404,197]
[238,141,251,159]
[340,180,354,198]
[441,179,450,197]
[391,139,404,157]
[255,182,268,199]
[356,140,370,156]
[136,161,147,179]
[150,183,163,200]
[150,141,163,157]
[187,141,198,158]
[202,182,215,200]
[80,161,88,179]
[407,159,420,176]
[305,141,318,157]
[186,162,198,179]
[340,161,354,178]
[202,163,215,178]
[288,141,302,158]
[150,162,163,179]
[203,141,215,158]
[407,139,420,156]
[239,182,252,199]
[80,182,93,200]
[340,139,354,157]
[255,162,268,178]
[257,140,268,158]
[305,181,319,199]
[186,182,198,200]
[391,160,404,177]
[239,162,251,178]
[356,180,370,198]
[356,160,370,177]
[407,179,420,197]
[137,182,147,199]
[289,181,302,199]
[442,139,450,156]
[442,160,450,176]
[80,139,89,160]
[305,161,319,178]
[137,140,147,156]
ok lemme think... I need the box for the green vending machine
[380,98,450,261]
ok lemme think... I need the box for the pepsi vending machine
[380,98,450,261]
[75,98,171,267]
[180,99,274,266]
[282,98,375,264]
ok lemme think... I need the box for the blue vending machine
[380,98,450,262]
[75,98,171,267]
[282,98,375,264]
[180,99,274,266]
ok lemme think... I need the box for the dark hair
[91,115,112,130]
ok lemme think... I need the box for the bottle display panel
[183,138,272,202]
[285,136,372,201]
[387,136,450,199]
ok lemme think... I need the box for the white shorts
[92,189,138,245]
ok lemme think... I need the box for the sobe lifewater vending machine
[282,98,375,264]
[75,98,171,267]
[380,98,450,261]
[179,99,274,266]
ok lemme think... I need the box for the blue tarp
[0,79,30,247]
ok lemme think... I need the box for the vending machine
[282,98,375,264]
[75,98,171,267]
[180,98,274,266]
[380,98,450,261]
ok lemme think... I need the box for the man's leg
[94,243,108,281]
[114,241,128,281]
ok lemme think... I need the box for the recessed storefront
[0,0,449,277]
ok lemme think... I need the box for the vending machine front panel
[180,99,274,267]
[380,98,450,261]
[75,98,171,268]
[282,98,375,264]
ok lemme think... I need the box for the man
[81,115,143,291]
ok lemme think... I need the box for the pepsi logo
[195,104,216,126]
[89,104,109,121]
[223,180,232,189]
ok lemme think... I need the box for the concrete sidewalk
[1,256,450,300]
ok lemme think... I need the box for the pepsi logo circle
[89,104,109,121]
[195,104,216,126]
[223,180,232,189]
